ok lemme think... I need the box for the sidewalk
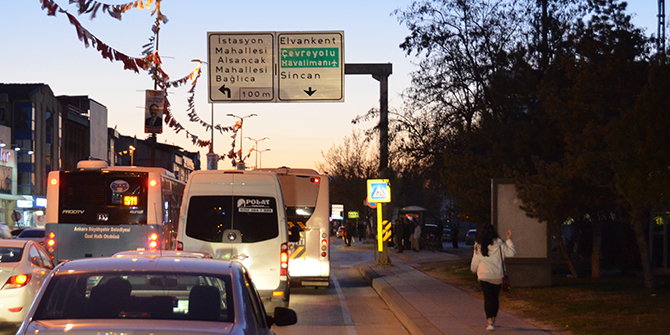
[355,241,570,335]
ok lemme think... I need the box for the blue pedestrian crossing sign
[367,179,391,203]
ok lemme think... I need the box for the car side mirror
[268,306,297,327]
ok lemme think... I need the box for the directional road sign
[367,179,391,203]
[208,32,275,102]
[277,31,344,102]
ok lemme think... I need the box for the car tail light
[8,307,23,313]
[2,274,32,289]
[280,243,289,276]
[176,241,184,251]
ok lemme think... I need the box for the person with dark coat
[452,223,460,249]
[345,220,356,246]
[394,219,405,253]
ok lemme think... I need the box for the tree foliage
[384,0,663,287]
[317,131,378,222]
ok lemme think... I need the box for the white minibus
[176,169,296,314]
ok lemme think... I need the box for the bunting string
[38,0,242,163]
[67,0,164,21]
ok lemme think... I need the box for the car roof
[112,250,213,258]
[0,239,29,247]
[53,256,241,275]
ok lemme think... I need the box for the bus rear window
[186,196,279,243]
[60,172,148,208]
[57,171,149,225]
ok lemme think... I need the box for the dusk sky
[0,1,659,171]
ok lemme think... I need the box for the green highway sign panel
[208,32,276,103]
[208,31,344,103]
[278,32,344,102]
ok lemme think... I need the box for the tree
[392,0,541,224]
[607,63,670,290]
[317,131,378,226]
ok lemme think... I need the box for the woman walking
[470,223,515,331]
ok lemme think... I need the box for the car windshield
[32,272,234,322]
[18,230,44,238]
[0,247,23,263]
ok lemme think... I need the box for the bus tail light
[47,232,56,253]
[280,243,289,276]
[321,238,328,258]
[149,233,159,249]
[2,274,32,289]
[176,241,184,250]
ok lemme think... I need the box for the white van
[177,169,296,313]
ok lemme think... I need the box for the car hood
[21,320,234,335]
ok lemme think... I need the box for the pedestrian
[404,218,412,250]
[452,223,459,249]
[394,219,405,253]
[345,220,356,246]
[411,221,421,251]
[470,223,515,331]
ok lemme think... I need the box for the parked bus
[44,160,185,263]
[259,167,330,287]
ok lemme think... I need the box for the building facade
[0,83,200,229]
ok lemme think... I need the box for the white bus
[44,160,185,263]
[259,167,330,287]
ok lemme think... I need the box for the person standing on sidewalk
[394,219,405,253]
[451,223,460,249]
[411,221,422,251]
[470,223,515,331]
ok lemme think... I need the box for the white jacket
[470,238,516,284]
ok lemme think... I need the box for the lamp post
[227,113,257,165]
[245,136,269,168]
[257,148,271,168]
[129,146,135,166]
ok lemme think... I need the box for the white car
[15,228,46,246]
[0,239,54,323]
[16,256,297,334]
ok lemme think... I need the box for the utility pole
[207,103,218,170]
[659,0,666,55]
[150,6,161,168]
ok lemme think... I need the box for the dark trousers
[480,280,501,319]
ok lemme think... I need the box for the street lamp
[227,113,257,164]
[245,136,269,168]
[120,146,136,166]
[129,145,135,166]
[257,148,271,168]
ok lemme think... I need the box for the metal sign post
[368,179,391,265]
